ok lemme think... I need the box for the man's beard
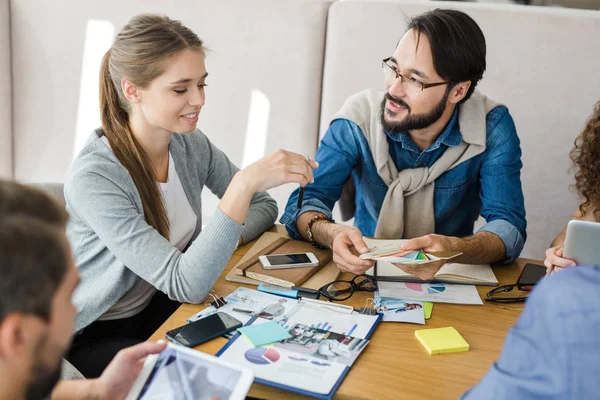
[25,335,64,400]
[380,90,450,134]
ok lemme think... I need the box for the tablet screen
[135,347,242,400]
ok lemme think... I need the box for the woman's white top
[98,136,196,320]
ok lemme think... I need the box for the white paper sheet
[378,281,483,305]
[188,287,303,325]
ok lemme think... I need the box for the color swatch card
[378,281,483,305]
[414,327,469,355]
[374,250,438,264]
[360,245,461,265]
[238,321,291,347]
[358,244,405,259]
[362,238,498,285]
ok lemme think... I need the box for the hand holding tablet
[126,343,253,400]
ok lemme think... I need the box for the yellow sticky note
[414,327,469,355]
[423,302,433,319]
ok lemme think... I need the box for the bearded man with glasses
[281,9,526,279]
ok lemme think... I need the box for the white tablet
[563,220,600,266]
[125,343,254,400]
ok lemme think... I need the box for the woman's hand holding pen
[239,149,318,193]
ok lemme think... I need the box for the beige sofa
[1,0,599,259]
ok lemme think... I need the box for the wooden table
[150,238,536,399]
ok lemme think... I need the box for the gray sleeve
[66,168,243,304]
[202,136,278,244]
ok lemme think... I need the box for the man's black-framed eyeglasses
[318,274,378,301]
[485,284,529,303]
[382,57,449,92]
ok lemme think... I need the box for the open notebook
[363,238,498,286]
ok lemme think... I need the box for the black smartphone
[517,263,547,291]
[165,312,242,347]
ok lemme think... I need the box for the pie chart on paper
[406,282,446,294]
[244,347,281,365]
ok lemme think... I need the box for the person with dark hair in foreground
[281,9,526,279]
[0,180,166,400]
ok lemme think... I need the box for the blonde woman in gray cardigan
[64,14,317,378]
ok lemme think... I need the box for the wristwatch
[306,214,334,250]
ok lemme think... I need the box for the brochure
[216,292,381,399]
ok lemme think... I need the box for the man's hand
[400,234,454,253]
[90,341,167,400]
[389,234,454,280]
[401,231,506,266]
[331,226,374,274]
[390,259,446,281]
[544,245,576,275]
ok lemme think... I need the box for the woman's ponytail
[98,48,170,239]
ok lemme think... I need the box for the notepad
[414,327,469,355]
[237,321,291,347]
[423,302,433,319]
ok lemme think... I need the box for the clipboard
[216,304,382,399]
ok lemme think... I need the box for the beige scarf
[332,89,500,239]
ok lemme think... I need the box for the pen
[292,286,318,294]
[297,187,305,209]
[297,155,312,209]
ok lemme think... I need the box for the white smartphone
[125,342,254,400]
[563,220,600,266]
[258,252,319,270]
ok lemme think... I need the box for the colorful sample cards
[360,246,461,265]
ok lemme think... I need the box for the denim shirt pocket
[434,156,481,193]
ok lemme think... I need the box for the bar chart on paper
[310,322,358,336]
[285,307,379,338]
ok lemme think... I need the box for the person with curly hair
[463,102,600,400]
[544,100,600,274]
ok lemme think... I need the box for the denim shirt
[280,105,527,263]
[461,266,600,399]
